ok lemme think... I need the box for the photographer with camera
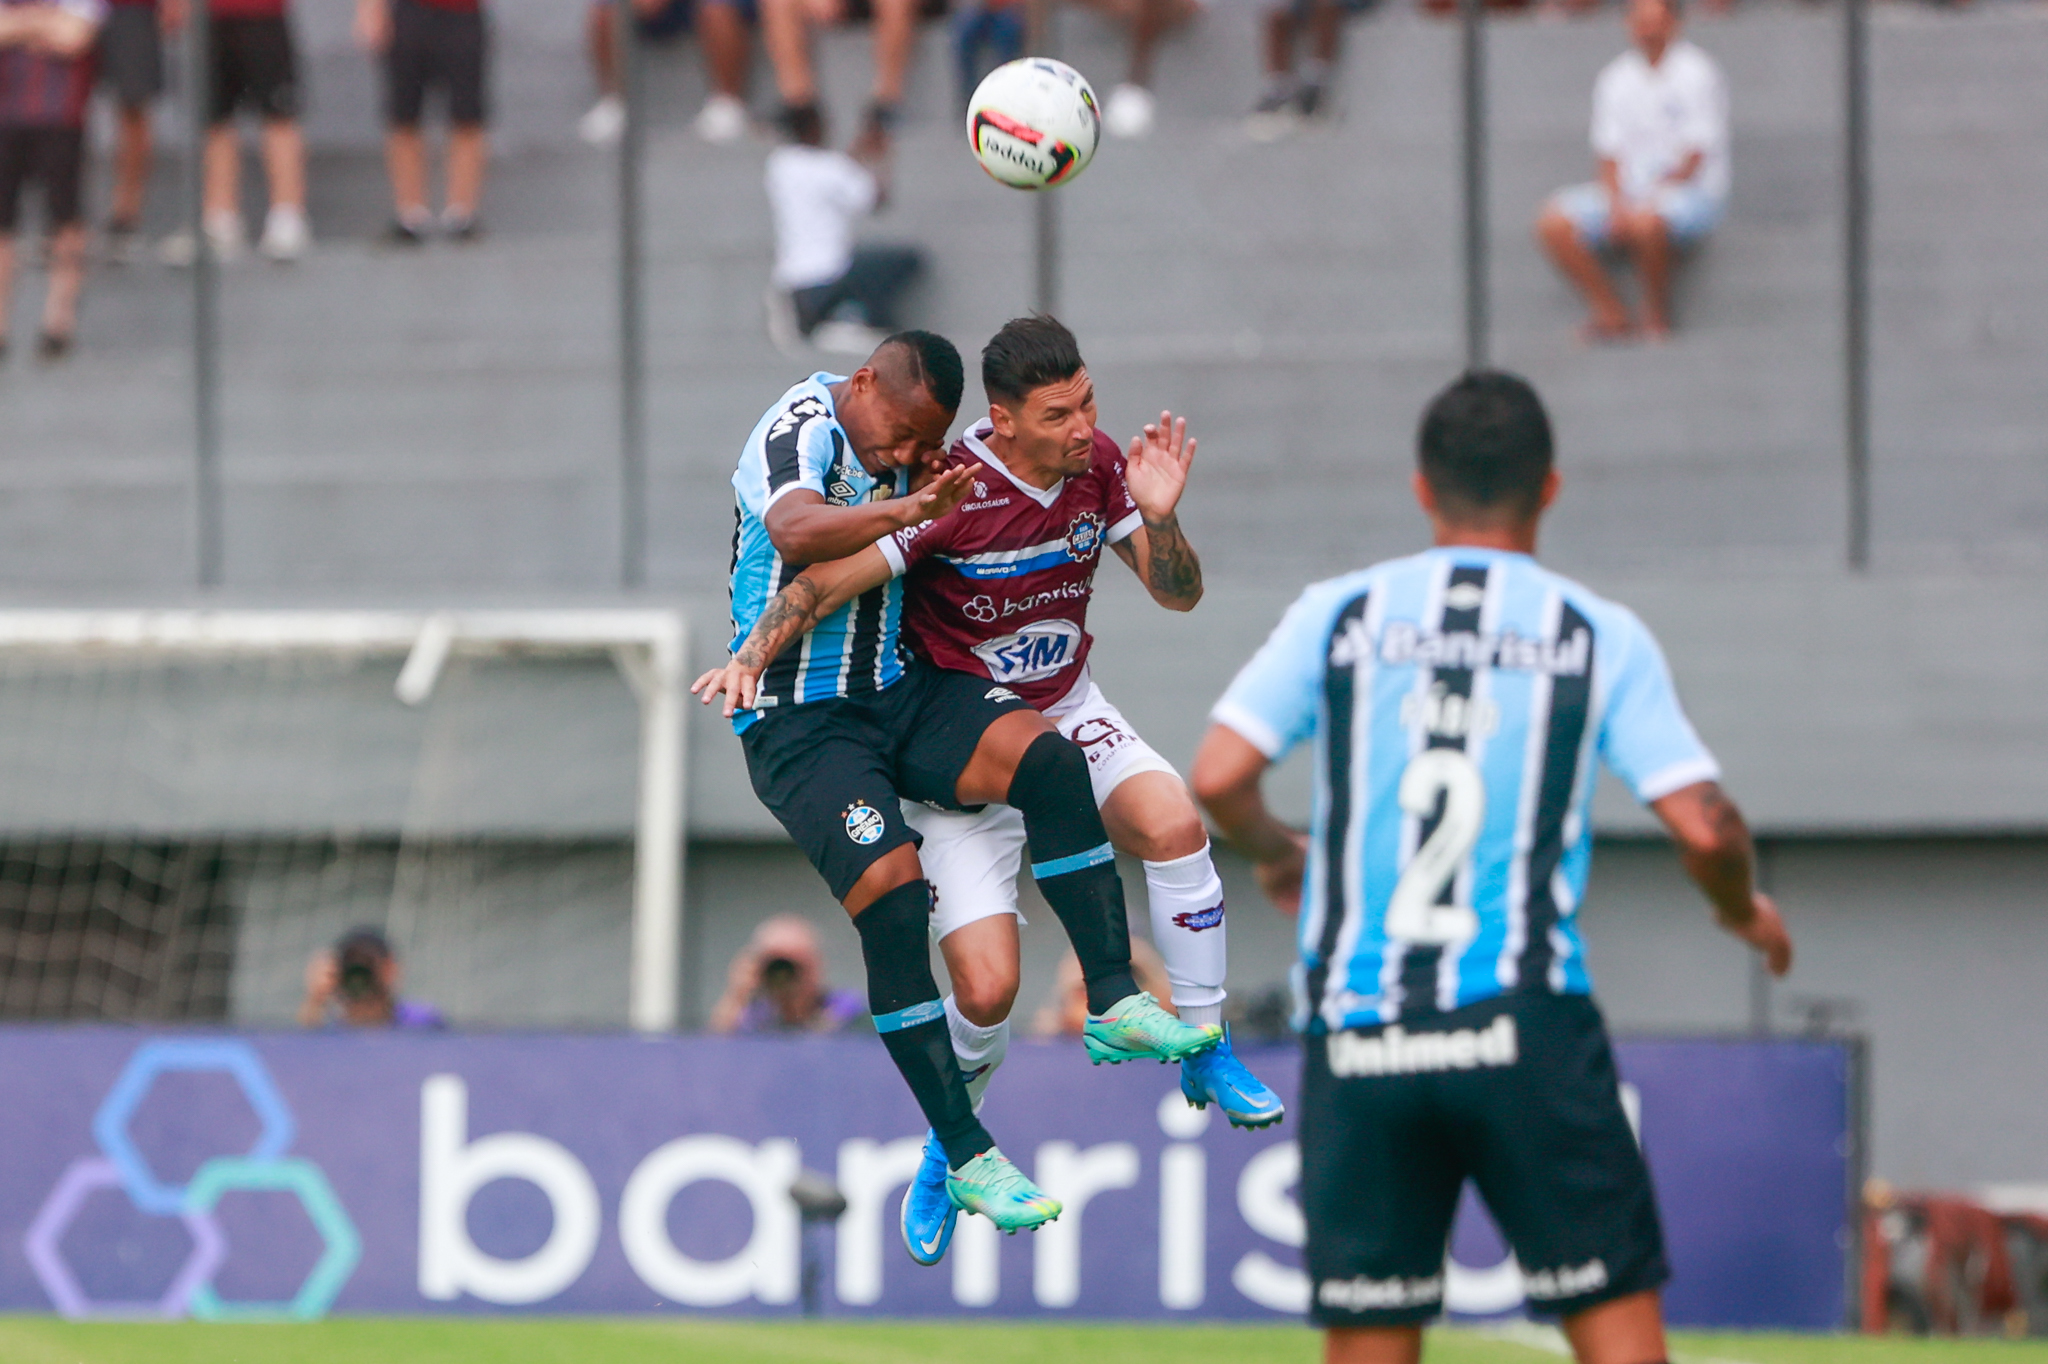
[297,927,446,1029]
[709,914,865,1034]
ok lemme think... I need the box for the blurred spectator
[580,0,754,147]
[0,0,103,359]
[1032,939,1172,1038]
[758,0,920,159]
[96,0,180,263]
[1245,0,1344,141]
[763,101,921,355]
[1080,0,1198,140]
[954,0,1196,139]
[356,0,490,242]
[709,913,867,1033]
[1534,0,1726,340]
[298,927,446,1028]
[165,0,311,262]
[949,0,1021,116]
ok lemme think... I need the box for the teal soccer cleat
[946,1147,1062,1234]
[1082,991,1223,1066]
[1180,1026,1285,1128]
[900,1129,958,1265]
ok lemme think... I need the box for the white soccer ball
[965,58,1101,191]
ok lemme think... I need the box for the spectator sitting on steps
[1534,0,1726,341]
[579,0,756,147]
[763,102,922,357]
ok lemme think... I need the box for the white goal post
[0,609,689,1032]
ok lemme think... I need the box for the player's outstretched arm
[691,546,895,717]
[1191,724,1309,914]
[763,465,975,565]
[1112,412,1202,612]
[1650,780,1793,976]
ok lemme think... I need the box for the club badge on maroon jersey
[1067,512,1106,561]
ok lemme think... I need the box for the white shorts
[904,673,1180,941]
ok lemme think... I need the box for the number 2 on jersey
[1385,749,1484,944]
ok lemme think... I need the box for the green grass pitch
[3,1319,2046,1364]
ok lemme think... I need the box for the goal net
[0,611,688,1032]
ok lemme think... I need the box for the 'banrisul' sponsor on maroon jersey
[876,421,1141,708]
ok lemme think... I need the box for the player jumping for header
[1191,370,1793,1364]
[715,329,1221,1240]
[699,316,1282,1269]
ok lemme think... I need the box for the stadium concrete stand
[0,1,2042,1196]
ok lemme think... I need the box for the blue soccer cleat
[1180,1026,1285,1128]
[900,1129,959,1265]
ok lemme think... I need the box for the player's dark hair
[1417,370,1555,521]
[982,314,1085,407]
[884,329,965,414]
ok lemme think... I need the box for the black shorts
[385,0,488,128]
[739,662,1034,903]
[99,5,165,110]
[1301,991,1668,1329]
[0,127,86,233]
[208,16,300,123]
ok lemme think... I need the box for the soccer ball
[965,58,1101,190]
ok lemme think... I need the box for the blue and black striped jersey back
[1213,548,1720,1031]
[728,373,909,732]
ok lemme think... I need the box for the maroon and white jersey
[877,420,1141,708]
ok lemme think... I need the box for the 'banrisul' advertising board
[0,1029,1850,1326]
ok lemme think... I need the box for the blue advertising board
[0,1029,1850,1326]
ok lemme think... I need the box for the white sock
[1145,844,1228,1029]
[944,994,1010,1113]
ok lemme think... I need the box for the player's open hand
[1733,892,1793,976]
[691,658,763,718]
[1124,412,1195,522]
[1253,831,1310,916]
[896,463,975,528]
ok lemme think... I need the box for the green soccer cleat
[946,1147,1062,1235]
[1082,991,1223,1066]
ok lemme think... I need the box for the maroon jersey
[879,422,1141,708]
[0,0,103,127]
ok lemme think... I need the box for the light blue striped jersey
[729,373,910,733]
[1212,547,1719,1030]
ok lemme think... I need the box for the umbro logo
[1444,582,1486,611]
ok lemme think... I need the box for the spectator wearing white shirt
[1535,0,1727,341]
[763,104,921,356]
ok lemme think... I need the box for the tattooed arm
[1114,411,1204,611]
[1111,515,1203,611]
[692,546,894,717]
[1650,780,1793,975]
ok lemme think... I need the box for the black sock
[855,879,994,1169]
[1009,732,1140,1015]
